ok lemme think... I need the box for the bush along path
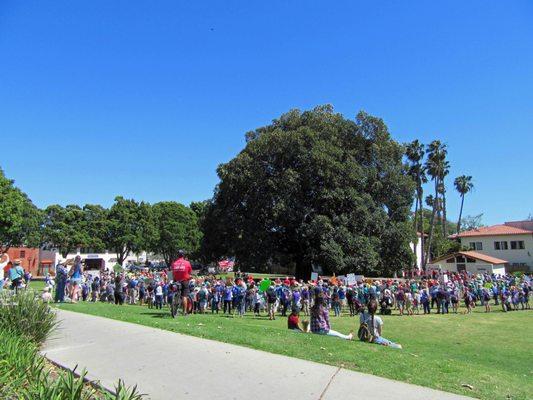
[0,290,145,400]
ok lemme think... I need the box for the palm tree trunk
[425,181,438,265]
[442,188,448,237]
[456,194,465,233]
[418,191,425,268]
[413,196,419,269]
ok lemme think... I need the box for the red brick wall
[6,247,40,276]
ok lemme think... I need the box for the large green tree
[106,197,153,265]
[82,204,109,252]
[202,106,415,277]
[0,169,41,254]
[42,204,89,258]
[150,202,202,266]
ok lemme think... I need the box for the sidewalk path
[42,309,473,400]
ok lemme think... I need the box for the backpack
[358,313,375,342]
[358,323,374,342]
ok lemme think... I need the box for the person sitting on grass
[288,307,310,332]
[310,292,353,340]
[41,287,53,303]
[358,299,402,349]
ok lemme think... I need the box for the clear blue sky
[1,1,532,226]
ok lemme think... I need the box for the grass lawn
[55,301,532,400]
[28,280,46,292]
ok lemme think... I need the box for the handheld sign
[259,279,272,292]
[311,272,319,282]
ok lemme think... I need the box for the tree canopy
[202,106,415,277]
[149,202,202,266]
[42,204,88,258]
[0,169,41,253]
[106,197,154,265]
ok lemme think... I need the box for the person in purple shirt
[301,286,310,316]
[310,292,353,340]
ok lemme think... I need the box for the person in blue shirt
[223,285,233,314]
[9,260,25,292]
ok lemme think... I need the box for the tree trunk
[442,188,448,237]
[418,191,425,268]
[456,194,465,233]
[117,249,127,265]
[295,260,312,280]
[413,196,419,269]
[425,180,438,265]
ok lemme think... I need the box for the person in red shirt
[171,250,192,315]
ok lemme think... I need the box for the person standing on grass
[266,284,277,320]
[154,282,163,309]
[138,280,146,306]
[253,287,262,316]
[223,283,233,315]
[69,256,83,302]
[54,262,67,302]
[171,250,193,316]
[310,292,353,340]
[463,288,473,314]
[481,288,490,312]
[331,287,341,317]
[9,260,25,292]
[301,285,310,316]
[114,273,125,305]
[396,286,405,316]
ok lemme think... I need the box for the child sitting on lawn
[288,307,310,332]
[310,292,353,340]
[41,287,53,303]
[358,299,402,349]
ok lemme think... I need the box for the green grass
[56,301,532,400]
[28,280,46,292]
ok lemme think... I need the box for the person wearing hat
[9,260,25,292]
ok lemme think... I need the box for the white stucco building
[54,248,148,274]
[429,250,507,275]
[410,232,424,270]
[449,220,533,273]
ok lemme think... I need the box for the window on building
[510,241,525,250]
[494,241,508,250]
[469,242,483,250]
[466,257,476,263]
[446,258,454,263]
[20,250,26,258]
[456,256,466,263]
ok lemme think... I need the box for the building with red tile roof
[448,220,533,273]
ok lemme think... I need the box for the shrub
[0,290,57,344]
[0,327,145,399]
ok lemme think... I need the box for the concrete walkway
[42,309,473,400]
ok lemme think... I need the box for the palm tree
[438,159,450,236]
[454,175,474,233]
[405,140,427,267]
[425,140,447,264]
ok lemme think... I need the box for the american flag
[218,259,235,271]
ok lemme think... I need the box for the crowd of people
[2,253,531,349]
